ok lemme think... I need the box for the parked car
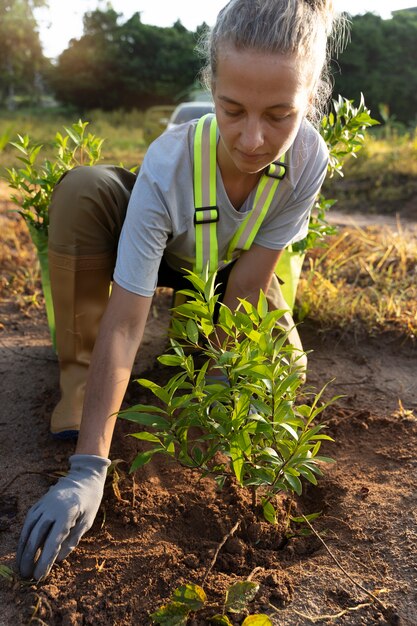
[166,101,215,130]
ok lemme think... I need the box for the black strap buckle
[194,206,219,225]
[265,161,287,180]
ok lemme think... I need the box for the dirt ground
[0,197,416,625]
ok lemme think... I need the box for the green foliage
[333,11,417,124]
[0,0,48,108]
[5,120,104,234]
[48,8,201,110]
[225,582,259,614]
[294,94,378,253]
[0,126,13,152]
[120,269,337,522]
[321,94,379,178]
[150,581,272,625]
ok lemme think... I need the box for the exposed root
[0,471,61,497]
[291,601,377,622]
[201,520,241,586]
[301,515,401,625]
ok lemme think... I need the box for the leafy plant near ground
[3,120,105,346]
[119,269,337,523]
[298,224,417,339]
[150,581,271,625]
[6,120,103,234]
[294,94,379,254]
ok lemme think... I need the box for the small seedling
[6,120,104,235]
[3,120,104,346]
[120,269,338,524]
[150,581,272,625]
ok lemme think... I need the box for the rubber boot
[48,249,114,439]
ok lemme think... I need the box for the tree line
[1,1,417,124]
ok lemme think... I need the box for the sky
[35,0,416,58]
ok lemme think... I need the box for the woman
[17,0,346,580]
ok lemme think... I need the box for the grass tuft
[298,222,417,341]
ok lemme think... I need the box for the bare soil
[0,197,416,626]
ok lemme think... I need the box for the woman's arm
[75,282,153,458]
[207,244,282,374]
[222,243,282,311]
[17,282,152,580]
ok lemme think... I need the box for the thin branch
[291,601,374,622]
[132,474,136,509]
[0,338,56,362]
[201,520,241,587]
[0,471,60,496]
[301,515,399,624]
[247,566,264,582]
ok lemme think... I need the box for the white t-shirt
[114,117,328,297]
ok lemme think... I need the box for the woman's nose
[239,119,264,152]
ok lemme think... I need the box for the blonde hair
[197,0,349,124]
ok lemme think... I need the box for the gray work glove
[17,454,110,581]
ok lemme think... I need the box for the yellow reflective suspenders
[193,114,286,276]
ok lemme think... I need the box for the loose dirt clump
[0,203,416,626]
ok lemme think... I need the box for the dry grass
[3,197,417,343]
[322,130,417,215]
[298,222,417,341]
[0,195,42,310]
[0,109,147,173]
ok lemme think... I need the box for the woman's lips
[236,149,267,160]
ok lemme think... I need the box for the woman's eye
[269,114,289,122]
[224,109,242,117]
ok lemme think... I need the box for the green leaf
[158,355,183,367]
[297,466,318,485]
[203,270,218,302]
[191,446,204,466]
[225,581,259,613]
[130,432,162,443]
[257,290,268,318]
[280,423,299,440]
[137,379,170,404]
[150,601,190,625]
[284,473,303,495]
[186,319,200,344]
[171,584,207,610]
[119,412,170,429]
[230,440,245,484]
[290,511,322,524]
[314,456,336,464]
[181,270,206,293]
[130,447,164,471]
[262,499,277,524]
[0,565,14,581]
[242,616,273,626]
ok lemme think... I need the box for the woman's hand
[17,454,110,580]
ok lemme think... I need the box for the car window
[171,104,214,125]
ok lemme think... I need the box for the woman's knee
[49,165,135,255]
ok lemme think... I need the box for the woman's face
[212,44,313,177]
